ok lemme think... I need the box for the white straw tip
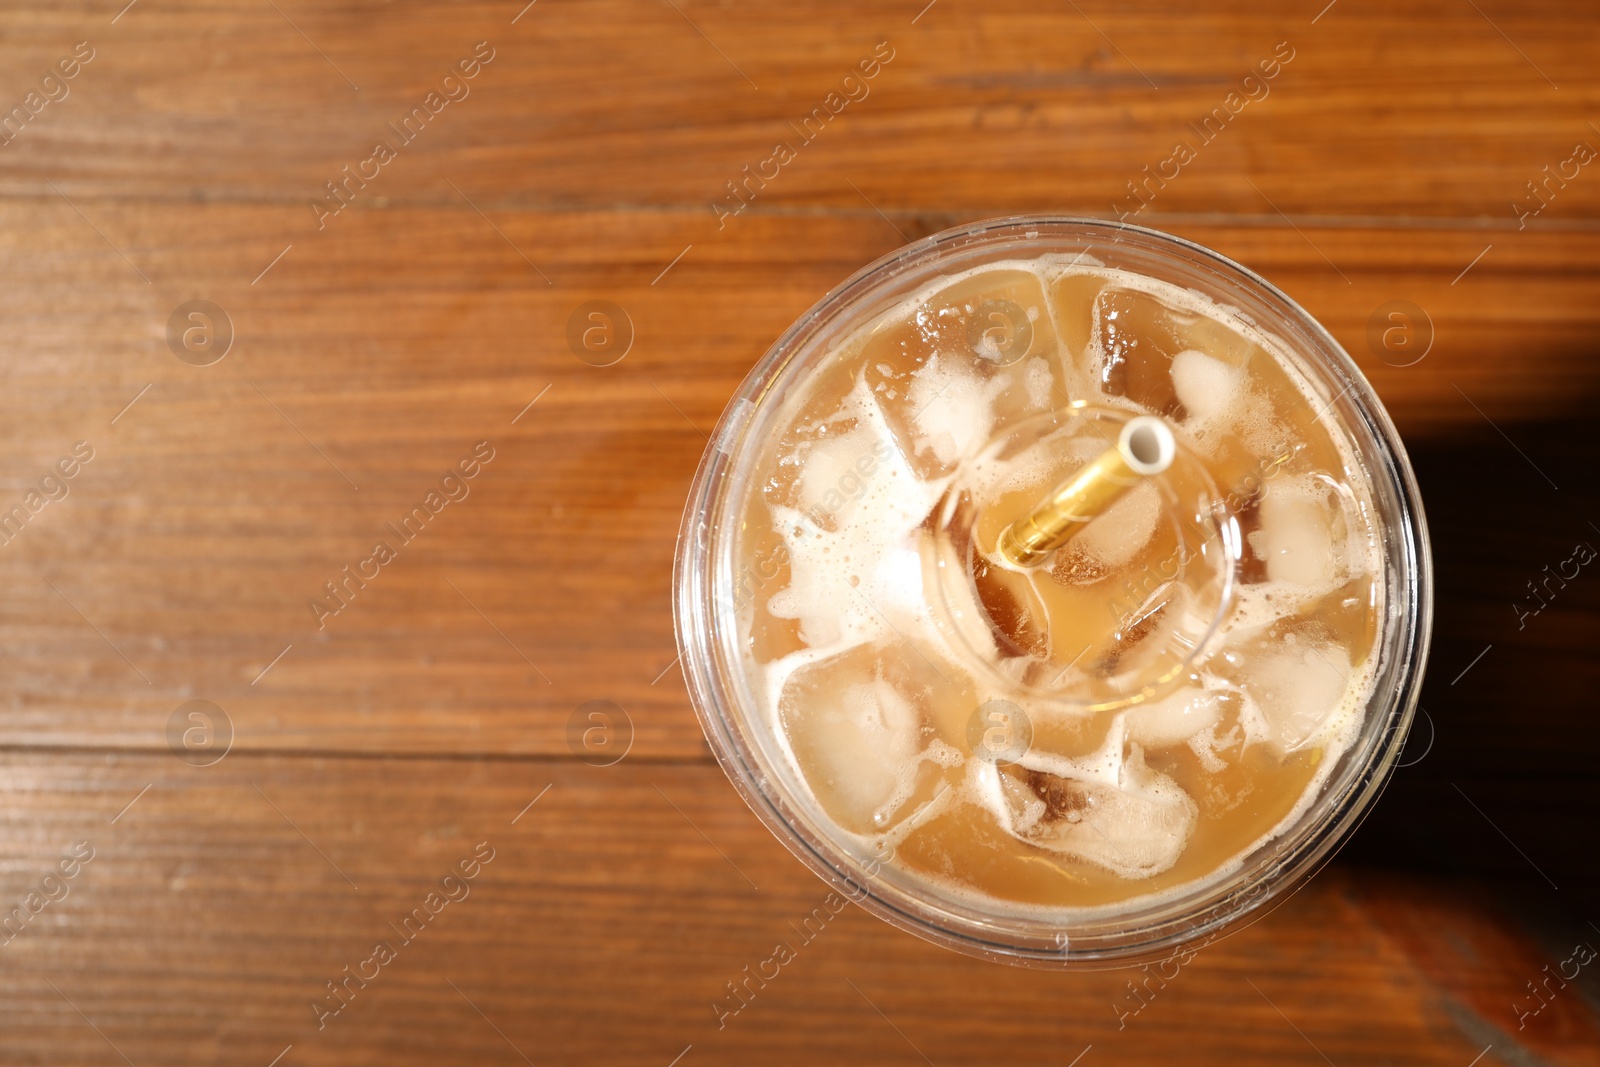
[1118,416,1176,476]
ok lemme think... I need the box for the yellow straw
[996,416,1175,568]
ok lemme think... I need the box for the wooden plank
[1,2,1598,1062]
[0,753,1592,1066]
[0,2,1596,220]
[0,202,1597,754]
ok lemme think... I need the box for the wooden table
[1,1,1598,1063]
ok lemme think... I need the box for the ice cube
[1186,717,1241,774]
[764,376,949,650]
[904,353,1010,471]
[1168,307,1258,368]
[858,269,1064,479]
[1048,270,1109,377]
[1090,286,1185,416]
[1237,644,1351,751]
[982,719,1198,878]
[1125,684,1222,748]
[756,358,867,516]
[1170,348,1244,428]
[1248,481,1337,588]
[777,641,970,835]
[778,645,920,834]
[793,417,892,530]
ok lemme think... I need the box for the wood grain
[0,0,1596,1062]
[2,1,1598,220]
[1,754,1596,1067]
[1,204,1598,755]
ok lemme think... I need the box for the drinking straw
[996,416,1175,567]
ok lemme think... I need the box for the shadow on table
[1340,416,1600,921]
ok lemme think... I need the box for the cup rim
[673,214,1433,967]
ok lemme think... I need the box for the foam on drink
[732,253,1382,915]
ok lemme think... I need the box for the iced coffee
[678,218,1429,962]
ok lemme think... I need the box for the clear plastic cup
[673,216,1431,967]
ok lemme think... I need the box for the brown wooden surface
[1,1,1598,1064]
